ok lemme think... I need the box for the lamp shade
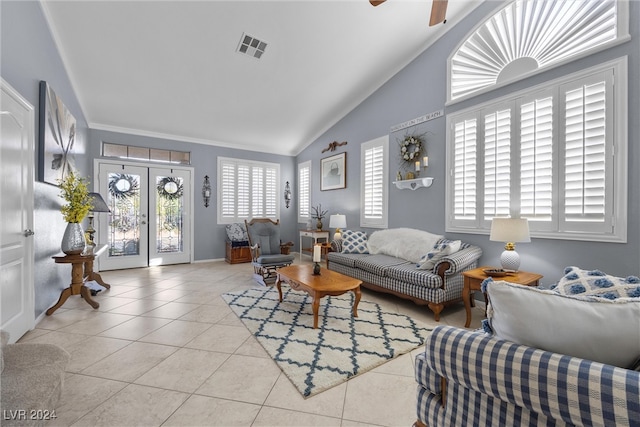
[88,192,110,213]
[329,214,347,229]
[489,218,530,243]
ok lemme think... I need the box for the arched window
[448,0,629,103]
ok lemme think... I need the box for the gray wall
[296,1,640,285]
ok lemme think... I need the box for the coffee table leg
[352,287,361,318]
[463,278,472,328]
[276,275,283,302]
[312,293,320,329]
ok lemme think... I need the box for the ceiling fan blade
[429,0,448,26]
[370,0,387,6]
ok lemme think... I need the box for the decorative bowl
[483,268,508,277]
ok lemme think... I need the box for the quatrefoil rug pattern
[222,287,431,398]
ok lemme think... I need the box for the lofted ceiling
[41,0,482,156]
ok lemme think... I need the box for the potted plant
[58,172,94,254]
[311,204,328,230]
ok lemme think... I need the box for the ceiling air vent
[237,33,267,59]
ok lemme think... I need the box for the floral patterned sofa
[327,228,482,320]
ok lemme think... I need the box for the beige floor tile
[252,406,342,427]
[101,285,138,297]
[87,296,137,311]
[65,336,132,372]
[196,355,281,405]
[138,319,211,346]
[105,298,169,316]
[81,341,178,382]
[57,312,135,336]
[17,328,51,342]
[97,316,173,340]
[178,303,232,323]
[141,301,200,319]
[233,335,270,358]
[23,330,89,351]
[135,348,229,392]
[174,290,223,304]
[342,372,417,426]
[185,323,250,353]
[264,374,347,419]
[50,375,127,426]
[143,288,192,302]
[37,309,96,330]
[371,351,415,377]
[216,311,245,327]
[162,394,261,426]
[71,383,188,427]
[116,287,162,299]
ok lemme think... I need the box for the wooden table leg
[463,278,472,328]
[80,285,100,309]
[276,275,283,302]
[86,271,111,289]
[46,288,72,315]
[312,292,320,329]
[352,287,361,318]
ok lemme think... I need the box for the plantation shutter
[265,167,277,217]
[520,95,554,225]
[484,108,511,221]
[237,165,250,218]
[560,72,613,233]
[360,136,388,228]
[252,166,264,217]
[298,162,311,222]
[452,117,477,224]
[221,161,236,219]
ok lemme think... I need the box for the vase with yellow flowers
[58,172,94,255]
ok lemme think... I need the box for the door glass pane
[107,173,141,257]
[155,175,184,253]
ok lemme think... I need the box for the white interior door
[1,79,35,342]
[149,167,192,266]
[97,163,149,270]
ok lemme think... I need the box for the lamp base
[500,249,520,272]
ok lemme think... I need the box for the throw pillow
[225,223,248,242]
[484,279,640,369]
[551,266,640,299]
[341,230,369,254]
[416,239,462,270]
[367,228,442,263]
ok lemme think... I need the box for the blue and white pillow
[416,239,461,270]
[550,266,640,299]
[225,223,248,242]
[341,230,369,254]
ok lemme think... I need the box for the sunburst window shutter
[484,108,511,221]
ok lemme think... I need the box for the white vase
[61,222,86,255]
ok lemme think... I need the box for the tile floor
[22,257,484,427]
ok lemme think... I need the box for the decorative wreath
[108,174,139,200]
[157,176,184,200]
[399,135,423,163]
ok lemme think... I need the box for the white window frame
[360,135,389,229]
[297,160,311,224]
[446,57,627,243]
[217,156,280,224]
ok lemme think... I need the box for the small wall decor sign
[390,109,444,133]
[321,152,346,191]
[39,81,77,185]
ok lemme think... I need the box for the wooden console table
[47,244,111,315]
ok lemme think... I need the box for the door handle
[24,229,34,237]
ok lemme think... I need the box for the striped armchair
[415,326,640,427]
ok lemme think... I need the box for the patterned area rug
[222,287,431,398]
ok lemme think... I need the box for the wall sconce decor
[202,175,211,208]
[284,181,292,208]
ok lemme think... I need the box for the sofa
[326,228,482,320]
[415,326,640,427]
[1,330,70,426]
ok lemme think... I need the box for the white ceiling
[41,0,482,156]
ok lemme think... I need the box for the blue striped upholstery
[353,254,409,276]
[416,326,640,427]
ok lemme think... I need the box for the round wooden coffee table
[275,265,362,328]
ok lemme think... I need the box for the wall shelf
[392,177,434,190]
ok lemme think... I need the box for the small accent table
[276,265,362,329]
[47,245,111,315]
[462,266,543,328]
[299,229,329,259]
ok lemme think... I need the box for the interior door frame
[94,159,195,269]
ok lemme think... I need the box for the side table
[299,229,329,259]
[462,266,543,328]
[47,244,111,315]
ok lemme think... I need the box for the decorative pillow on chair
[341,230,369,254]
[550,266,640,299]
[416,239,462,270]
[484,279,640,369]
[225,223,248,242]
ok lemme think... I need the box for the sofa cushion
[417,239,462,270]
[485,279,640,368]
[341,230,369,254]
[386,263,444,288]
[367,228,442,263]
[327,251,371,268]
[550,266,640,299]
[354,254,410,276]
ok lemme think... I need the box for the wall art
[320,152,346,191]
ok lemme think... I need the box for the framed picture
[39,81,77,185]
[320,152,346,191]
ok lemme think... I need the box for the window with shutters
[360,136,389,229]
[217,157,280,224]
[446,58,627,242]
[298,161,311,223]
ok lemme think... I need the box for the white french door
[95,161,192,270]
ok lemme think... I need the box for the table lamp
[86,192,111,247]
[329,214,347,241]
[489,217,530,271]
